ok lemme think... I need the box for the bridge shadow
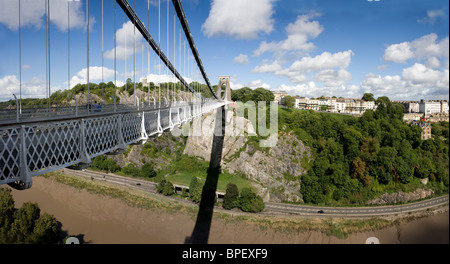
[185,105,226,244]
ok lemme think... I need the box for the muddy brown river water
[9,176,449,244]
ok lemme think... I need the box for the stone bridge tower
[217,76,231,101]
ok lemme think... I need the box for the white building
[273,91,288,104]
[419,100,449,116]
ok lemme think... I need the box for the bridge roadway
[59,168,449,217]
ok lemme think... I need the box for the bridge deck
[1,100,226,190]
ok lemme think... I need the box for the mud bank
[9,176,449,244]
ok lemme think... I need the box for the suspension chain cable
[47,0,51,113]
[133,0,136,108]
[158,0,161,105]
[18,0,21,114]
[68,0,70,96]
[166,0,169,103]
[173,15,176,102]
[147,0,150,106]
[86,0,90,113]
[114,0,117,112]
[101,0,104,105]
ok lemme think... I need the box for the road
[59,168,449,217]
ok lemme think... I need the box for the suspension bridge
[0,0,231,190]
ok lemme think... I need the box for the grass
[166,171,254,193]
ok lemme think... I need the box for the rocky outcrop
[183,108,312,203]
[366,188,434,205]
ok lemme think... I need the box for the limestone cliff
[183,108,312,203]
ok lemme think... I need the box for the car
[317,210,324,214]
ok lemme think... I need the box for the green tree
[252,88,274,104]
[238,188,264,213]
[30,213,61,244]
[0,187,15,243]
[162,181,175,196]
[415,156,435,179]
[156,179,167,194]
[283,96,296,109]
[140,163,157,178]
[189,176,203,203]
[395,157,413,184]
[362,93,375,102]
[231,87,253,102]
[9,202,41,243]
[223,183,239,210]
[121,163,140,177]
[376,146,398,184]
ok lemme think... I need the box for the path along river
[9,176,449,244]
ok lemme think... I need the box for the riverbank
[9,174,449,244]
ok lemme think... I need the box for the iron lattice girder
[116,0,213,100]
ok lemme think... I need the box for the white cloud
[383,33,449,63]
[233,54,250,65]
[401,63,446,87]
[274,81,363,98]
[246,80,270,89]
[252,50,353,85]
[202,0,275,39]
[104,21,145,61]
[426,57,441,68]
[411,34,449,60]
[361,73,407,97]
[70,66,117,88]
[418,9,446,24]
[361,64,449,100]
[252,61,283,73]
[0,0,88,32]
[253,12,323,57]
[0,75,49,100]
[288,50,354,73]
[313,69,352,87]
[383,42,414,63]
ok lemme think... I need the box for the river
[9,176,449,244]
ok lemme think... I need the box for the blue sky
[0,0,448,101]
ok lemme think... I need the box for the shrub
[140,163,157,178]
[238,188,265,213]
[223,183,239,210]
[162,181,175,196]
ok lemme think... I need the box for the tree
[189,176,204,203]
[395,157,413,184]
[121,163,140,177]
[231,87,253,102]
[223,183,239,210]
[282,96,296,109]
[140,163,157,178]
[156,179,167,194]
[162,181,175,196]
[9,202,41,243]
[252,88,274,104]
[351,157,367,180]
[238,188,265,213]
[376,146,398,184]
[0,187,15,243]
[361,93,375,102]
[31,213,61,244]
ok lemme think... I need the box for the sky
[0,0,448,102]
